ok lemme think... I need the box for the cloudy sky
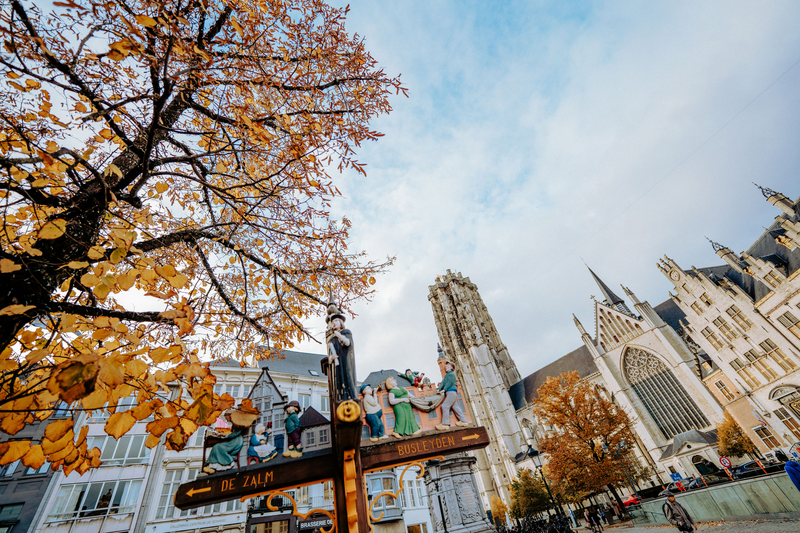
[294,1,800,382]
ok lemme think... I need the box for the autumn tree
[490,495,508,528]
[509,468,551,519]
[717,413,756,458]
[0,0,404,474]
[532,372,651,510]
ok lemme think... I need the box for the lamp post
[602,440,641,503]
[522,439,562,518]
[426,459,449,533]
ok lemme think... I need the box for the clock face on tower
[669,270,681,281]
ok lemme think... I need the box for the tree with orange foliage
[532,372,651,509]
[716,412,756,458]
[0,0,404,475]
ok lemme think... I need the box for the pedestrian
[599,507,607,525]
[584,508,592,528]
[661,491,696,532]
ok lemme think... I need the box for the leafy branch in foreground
[0,0,404,473]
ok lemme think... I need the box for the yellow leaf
[215,161,228,173]
[80,273,101,287]
[26,348,48,364]
[150,345,182,364]
[94,284,111,300]
[155,182,168,194]
[0,304,36,316]
[44,419,74,442]
[168,273,188,289]
[104,164,123,178]
[25,79,41,89]
[117,271,138,290]
[369,277,376,285]
[180,419,198,437]
[81,388,108,411]
[109,248,125,264]
[6,71,21,79]
[98,129,113,140]
[0,441,31,465]
[104,411,136,439]
[75,102,87,112]
[37,219,67,239]
[87,246,106,260]
[135,15,157,27]
[146,417,179,437]
[0,259,21,273]
[67,261,89,269]
[98,357,125,387]
[145,434,161,448]
[156,265,176,278]
[21,444,45,469]
[42,429,74,454]
[130,399,162,421]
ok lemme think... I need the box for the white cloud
[293,1,800,382]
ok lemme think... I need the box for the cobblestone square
[602,519,800,533]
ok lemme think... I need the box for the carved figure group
[248,423,277,463]
[203,411,245,474]
[436,361,468,431]
[385,376,422,437]
[326,302,358,403]
[360,384,389,441]
[283,400,304,458]
[399,368,426,387]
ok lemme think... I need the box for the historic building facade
[429,269,729,506]
[429,272,525,506]
[661,187,800,455]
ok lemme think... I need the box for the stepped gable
[508,345,598,411]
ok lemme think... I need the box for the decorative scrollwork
[365,457,444,533]
[241,488,336,533]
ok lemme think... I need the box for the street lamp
[602,440,641,503]
[522,439,562,518]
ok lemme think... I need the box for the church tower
[428,271,523,507]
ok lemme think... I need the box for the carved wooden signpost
[175,299,490,533]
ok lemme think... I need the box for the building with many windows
[661,186,800,455]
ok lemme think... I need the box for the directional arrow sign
[361,426,490,471]
[174,449,336,510]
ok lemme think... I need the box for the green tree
[717,413,756,458]
[509,469,551,518]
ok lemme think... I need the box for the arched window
[623,348,710,439]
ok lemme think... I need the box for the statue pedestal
[424,455,493,533]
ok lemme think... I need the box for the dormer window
[699,293,713,306]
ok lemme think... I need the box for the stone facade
[660,188,800,455]
[428,272,525,505]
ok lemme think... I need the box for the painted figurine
[203,412,245,474]
[385,376,421,437]
[283,400,303,458]
[436,361,468,431]
[248,423,277,463]
[326,300,357,403]
[360,384,388,441]
[398,369,426,387]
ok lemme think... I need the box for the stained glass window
[623,348,710,439]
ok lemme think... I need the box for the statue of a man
[326,302,357,403]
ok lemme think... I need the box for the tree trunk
[606,485,627,515]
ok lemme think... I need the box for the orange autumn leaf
[104,411,136,439]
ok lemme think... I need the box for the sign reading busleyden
[174,426,490,510]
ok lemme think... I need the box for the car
[657,478,694,497]
[622,494,641,507]
[686,472,728,490]
[731,461,785,479]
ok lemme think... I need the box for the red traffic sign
[719,456,732,468]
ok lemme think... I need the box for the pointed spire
[586,266,624,305]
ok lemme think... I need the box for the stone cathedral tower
[428,271,524,507]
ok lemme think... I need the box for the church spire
[586,266,624,305]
